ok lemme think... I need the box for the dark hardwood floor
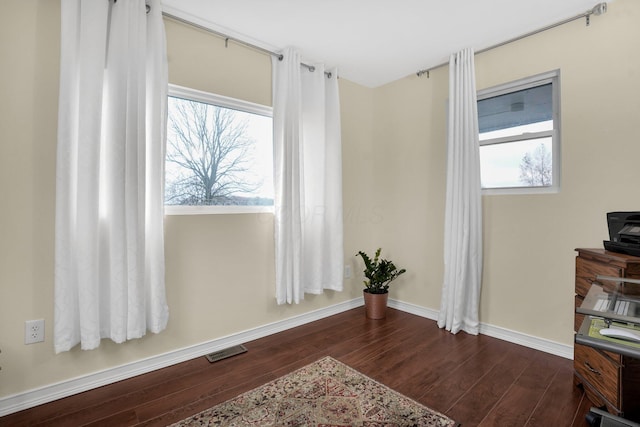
[1,308,594,426]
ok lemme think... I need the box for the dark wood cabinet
[574,248,640,419]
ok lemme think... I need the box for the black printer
[604,211,640,257]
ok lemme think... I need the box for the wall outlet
[344,265,352,279]
[25,319,45,344]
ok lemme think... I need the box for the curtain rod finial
[591,2,607,16]
[586,2,607,25]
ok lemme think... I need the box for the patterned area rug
[170,356,458,427]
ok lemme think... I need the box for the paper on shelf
[588,318,640,349]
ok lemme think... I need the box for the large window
[164,85,273,214]
[477,70,560,194]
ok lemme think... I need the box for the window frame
[477,70,561,195]
[164,84,274,215]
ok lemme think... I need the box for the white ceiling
[160,0,607,88]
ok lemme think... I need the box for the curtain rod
[161,11,333,78]
[416,2,608,78]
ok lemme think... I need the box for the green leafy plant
[356,248,406,294]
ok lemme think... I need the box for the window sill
[164,205,274,215]
[481,185,559,196]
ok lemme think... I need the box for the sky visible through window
[479,120,552,188]
[236,112,273,200]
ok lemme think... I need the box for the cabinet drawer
[580,380,622,417]
[574,344,621,408]
[576,257,622,297]
[626,263,640,279]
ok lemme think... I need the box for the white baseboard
[0,297,572,417]
[388,298,440,320]
[478,322,573,360]
[389,298,574,360]
[0,298,364,417]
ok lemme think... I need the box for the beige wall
[1,0,61,399]
[1,0,639,403]
[162,17,363,350]
[373,0,640,344]
[0,3,368,399]
[477,0,640,341]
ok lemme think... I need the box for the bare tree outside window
[165,97,266,206]
[519,143,552,186]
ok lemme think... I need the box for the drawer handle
[584,361,601,376]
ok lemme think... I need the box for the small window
[164,85,273,214]
[477,70,560,194]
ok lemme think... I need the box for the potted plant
[356,248,406,319]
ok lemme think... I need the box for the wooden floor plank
[420,336,515,411]
[526,362,587,427]
[477,350,563,426]
[439,342,536,425]
[0,308,593,427]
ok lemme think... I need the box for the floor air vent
[205,344,247,363]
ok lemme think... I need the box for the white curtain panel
[438,48,483,335]
[55,0,169,352]
[272,48,344,304]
